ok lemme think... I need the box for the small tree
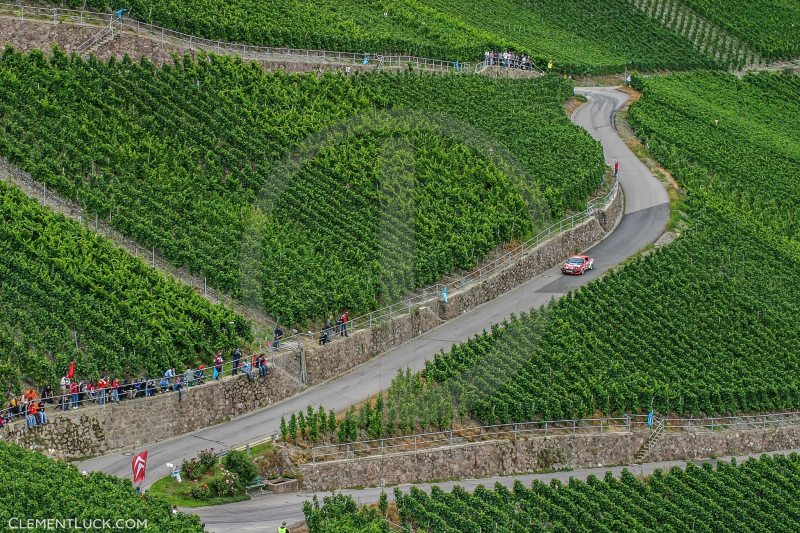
[280,416,288,442]
[328,409,337,434]
[288,413,298,442]
[298,411,307,440]
[378,490,388,517]
[317,406,328,437]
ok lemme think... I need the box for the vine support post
[152,247,155,267]
[204,277,207,296]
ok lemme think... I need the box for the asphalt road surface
[80,87,670,530]
[195,449,798,532]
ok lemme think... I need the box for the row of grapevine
[628,71,800,243]
[69,0,733,72]
[281,369,456,446]
[422,0,722,74]
[0,441,204,531]
[679,0,800,61]
[389,455,800,532]
[302,71,799,433]
[629,0,764,69]
[0,47,604,324]
[0,179,248,390]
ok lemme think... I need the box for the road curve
[79,88,669,526]
[195,449,800,532]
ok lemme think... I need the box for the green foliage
[72,0,722,72]
[288,413,298,442]
[0,48,604,324]
[391,455,800,531]
[681,0,800,61]
[0,177,246,391]
[0,441,204,531]
[304,494,389,533]
[378,491,389,517]
[423,0,721,74]
[280,416,288,442]
[222,450,258,485]
[207,469,243,498]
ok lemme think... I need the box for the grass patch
[149,474,250,508]
[246,441,275,457]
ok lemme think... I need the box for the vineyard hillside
[63,0,727,72]
[285,71,800,442]
[0,48,605,323]
[304,454,800,532]
[680,0,800,61]
[0,179,248,390]
[0,441,204,531]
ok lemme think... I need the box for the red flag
[67,361,75,379]
[131,451,148,483]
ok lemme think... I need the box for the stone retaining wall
[308,185,622,384]
[299,422,800,491]
[0,17,392,74]
[0,18,626,456]
[300,431,645,491]
[1,368,302,460]
[0,188,621,458]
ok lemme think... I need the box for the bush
[198,448,218,471]
[180,458,204,481]
[208,469,242,498]
[188,483,212,500]
[223,450,258,485]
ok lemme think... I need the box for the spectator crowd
[1,314,354,430]
[484,50,538,71]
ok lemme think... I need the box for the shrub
[208,469,242,498]
[223,450,258,485]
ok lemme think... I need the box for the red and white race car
[561,255,595,275]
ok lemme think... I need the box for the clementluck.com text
[7,518,149,530]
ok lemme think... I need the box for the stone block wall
[1,368,302,460]
[299,418,800,492]
[0,16,626,456]
[650,426,800,463]
[300,431,645,491]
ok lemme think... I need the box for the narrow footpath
[79,87,670,522]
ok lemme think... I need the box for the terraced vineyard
[0,179,247,389]
[0,441,204,531]
[0,48,604,323]
[422,72,800,423]
[680,0,800,61]
[294,71,800,437]
[68,0,730,72]
[628,71,800,242]
[423,0,721,73]
[390,455,800,532]
[629,0,764,68]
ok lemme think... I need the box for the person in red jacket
[97,377,107,405]
[26,401,38,429]
[111,378,121,403]
[213,352,224,380]
[70,381,79,409]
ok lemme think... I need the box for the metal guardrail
[663,412,800,431]
[311,415,645,462]
[0,3,471,73]
[308,411,800,463]
[0,353,299,427]
[275,179,619,351]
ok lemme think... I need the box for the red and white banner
[132,451,148,483]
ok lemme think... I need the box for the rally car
[561,255,595,275]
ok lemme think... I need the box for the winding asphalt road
[79,87,669,530]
